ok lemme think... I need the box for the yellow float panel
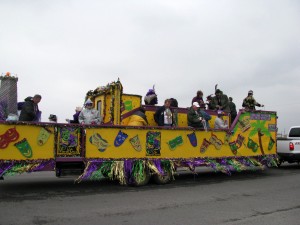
[85,111,277,159]
[0,123,55,160]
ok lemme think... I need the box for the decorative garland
[85,79,123,125]
[0,159,55,177]
[0,155,278,184]
[76,154,278,185]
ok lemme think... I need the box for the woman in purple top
[191,90,206,109]
[66,107,82,124]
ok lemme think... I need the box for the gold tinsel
[111,161,126,185]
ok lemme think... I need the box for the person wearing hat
[242,90,264,111]
[144,86,158,105]
[187,102,211,129]
[211,89,230,113]
[48,114,57,123]
[78,99,102,125]
[66,106,82,124]
[214,110,228,129]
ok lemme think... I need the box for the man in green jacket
[188,102,211,129]
[242,90,264,111]
[211,89,230,113]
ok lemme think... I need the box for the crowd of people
[16,95,102,125]
[145,87,264,130]
[14,88,263,130]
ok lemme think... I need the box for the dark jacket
[19,97,38,121]
[242,96,262,111]
[229,101,237,116]
[191,96,206,109]
[229,101,237,124]
[211,94,230,113]
[187,107,210,128]
[70,111,81,123]
[154,106,172,126]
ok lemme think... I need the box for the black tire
[153,170,172,185]
[276,156,283,167]
[276,160,283,167]
[133,167,151,186]
[55,168,61,177]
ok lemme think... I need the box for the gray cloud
[0,0,299,134]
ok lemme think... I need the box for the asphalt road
[0,163,300,225]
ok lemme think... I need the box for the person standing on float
[78,99,102,125]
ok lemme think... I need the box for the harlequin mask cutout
[209,134,223,150]
[129,135,142,152]
[89,133,109,152]
[14,138,33,158]
[187,132,197,147]
[37,128,51,146]
[114,130,128,147]
[0,127,20,149]
[200,138,211,154]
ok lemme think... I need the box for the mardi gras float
[0,77,278,186]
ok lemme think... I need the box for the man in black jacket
[154,99,172,126]
[228,97,237,124]
[19,94,42,121]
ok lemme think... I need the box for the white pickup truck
[277,126,300,165]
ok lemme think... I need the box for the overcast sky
[1,0,299,134]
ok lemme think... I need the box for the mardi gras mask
[114,130,128,147]
[14,138,32,158]
[89,133,109,152]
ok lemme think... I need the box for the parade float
[0,75,278,185]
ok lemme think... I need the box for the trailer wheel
[133,167,151,186]
[55,168,61,177]
[153,170,172,185]
[276,157,283,167]
[276,160,283,167]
